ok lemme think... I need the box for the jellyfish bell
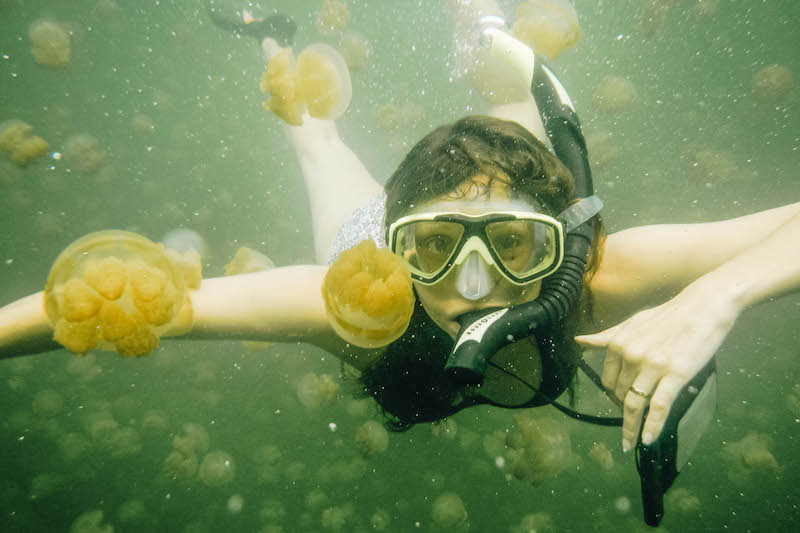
[162,228,208,260]
[339,31,372,70]
[354,420,389,457]
[588,441,614,470]
[44,230,196,357]
[297,44,352,121]
[751,64,794,104]
[131,113,156,136]
[512,513,556,533]
[70,509,113,533]
[29,20,71,68]
[512,0,580,60]
[322,239,414,348]
[505,415,572,484]
[431,493,469,532]
[163,448,199,481]
[296,372,340,408]
[591,75,638,114]
[32,389,65,418]
[198,450,236,487]
[173,422,210,455]
[318,0,350,36]
[224,246,275,276]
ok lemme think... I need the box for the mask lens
[395,221,464,278]
[486,219,557,279]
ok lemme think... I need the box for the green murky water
[1,1,798,531]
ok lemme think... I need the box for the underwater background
[1,0,799,531]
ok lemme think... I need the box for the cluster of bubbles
[0,120,50,167]
[322,239,414,348]
[44,230,200,356]
[260,44,352,126]
[29,19,71,68]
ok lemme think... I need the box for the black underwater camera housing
[636,359,717,527]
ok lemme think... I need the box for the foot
[207,0,296,46]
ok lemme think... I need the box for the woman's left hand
[575,284,740,451]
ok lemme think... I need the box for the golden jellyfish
[505,415,572,484]
[588,441,614,471]
[32,389,65,418]
[225,246,275,275]
[591,75,638,114]
[0,120,50,166]
[683,146,737,183]
[44,230,197,357]
[296,372,340,408]
[198,450,236,487]
[260,44,352,126]
[354,420,389,457]
[69,509,113,533]
[664,487,701,514]
[369,509,391,531]
[173,422,210,455]
[29,20,71,68]
[720,431,781,484]
[259,499,286,524]
[431,493,469,532]
[586,130,620,168]
[140,410,169,438]
[60,432,91,463]
[431,418,458,440]
[163,448,199,481]
[511,513,556,533]
[318,0,350,36]
[339,31,372,70]
[376,104,401,131]
[130,113,155,136]
[117,499,147,526]
[63,134,108,175]
[321,239,414,348]
[512,0,580,60]
[321,504,354,532]
[750,64,794,104]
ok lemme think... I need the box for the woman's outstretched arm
[581,201,800,451]
[0,265,382,368]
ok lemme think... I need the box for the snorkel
[445,55,599,386]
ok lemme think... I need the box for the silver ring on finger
[628,385,652,399]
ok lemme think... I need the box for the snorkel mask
[388,198,566,300]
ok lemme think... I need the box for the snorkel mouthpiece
[446,308,509,386]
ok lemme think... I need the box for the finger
[600,346,622,391]
[640,375,686,445]
[614,356,642,401]
[621,374,661,451]
[574,325,620,347]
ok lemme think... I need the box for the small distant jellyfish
[32,389,65,418]
[588,441,614,471]
[505,415,572,484]
[586,130,620,168]
[339,31,371,70]
[720,431,781,484]
[29,20,71,68]
[69,509,113,533]
[198,450,236,487]
[63,134,108,174]
[321,505,354,532]
[431,493,469,532]
[614,496,632,514]
[259,498,286,524]
[60,432,90,463]
[591,75,638,114]
[377,104,401,131]
[750,64,794,104]
[431,418,458,440]
[512,0,581,60]
[511,512,556,533]
[227,494,244,514]
[131,113,156,136]
[0,120,50,166]
[296,372,340,408]
[162,228,208,260]
[665,487,701,514]
[367,508,390,531]
[163,448,199,481]
[140,410,169,438]
[318,0,350,36]
[117,499,147,525]
[354,420,389,457]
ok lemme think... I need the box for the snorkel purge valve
[445,53,597,387]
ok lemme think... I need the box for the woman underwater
[1,0,800,463]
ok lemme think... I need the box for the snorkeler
[1,0,799,524]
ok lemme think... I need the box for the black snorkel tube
[445,60,596,386]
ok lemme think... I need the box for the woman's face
[412,174,542,339]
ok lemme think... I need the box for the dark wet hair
[359,116,603,430]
